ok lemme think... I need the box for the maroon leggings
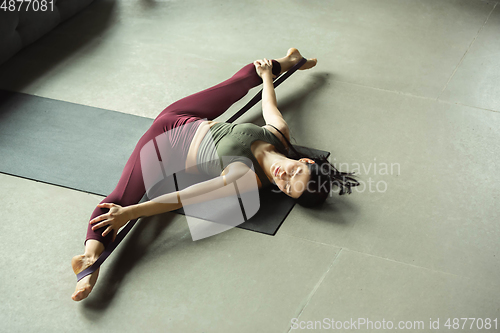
[85,60,282,247]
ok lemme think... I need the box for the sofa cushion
[0,0,95,65]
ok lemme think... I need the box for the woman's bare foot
[276,48,318,74]
[71,254,100,301]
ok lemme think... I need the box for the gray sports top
[196,122,289,187]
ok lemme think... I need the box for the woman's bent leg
[74,116,195,301]
[155,60,282,122]
[84,126,158,247]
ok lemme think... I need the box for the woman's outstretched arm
[89,162,258,238]
[255,59,290,140]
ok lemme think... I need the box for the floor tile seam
[346,248,500,293]
[275,235,489,283]
[286,248,344,333]
[437,1,498,100]
[330,79,500,114]
[278,232,343,249]
[325,78,439,101]
[442,101,500,114]
[341,247,476,280]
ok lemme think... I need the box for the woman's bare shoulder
[262,124,290,150]
[221,161,263,189]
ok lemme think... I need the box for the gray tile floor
[1,0,499,332]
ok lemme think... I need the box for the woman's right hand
[254,59,275,78]
[89,203,132,242]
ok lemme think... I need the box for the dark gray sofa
[0,0,95,65]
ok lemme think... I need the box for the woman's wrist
[123,205,139,221]
[261,71,273,80]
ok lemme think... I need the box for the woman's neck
[254,143,288,184]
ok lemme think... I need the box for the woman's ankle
[84,239,105,260]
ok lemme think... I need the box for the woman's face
[270,158,314,198]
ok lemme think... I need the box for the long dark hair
[275,130,360,207]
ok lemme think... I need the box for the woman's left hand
[89,203,131,242]
[254,59,276,79]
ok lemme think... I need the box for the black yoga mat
[0,89,329,235]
